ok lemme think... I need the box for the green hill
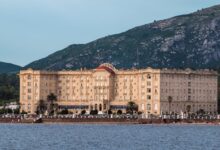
[26,4,220,70]
[0,62,21,74]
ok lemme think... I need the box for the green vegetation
[0,62,21,74]
[25,5,220,70]
[47,93,58,115]
[108,109,112,115]
[36,100,47,115]
[81,110,86,115]
[117,110,122,115]
[59,109,69,115]
[126,101,138,115]
[90,110,98,115]
[0,74,19,105]
[168,96,173,113]
[218,72,220,113]
[0,108,20,114]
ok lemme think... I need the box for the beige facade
[19,63,218,115]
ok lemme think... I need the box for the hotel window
[147,104,151,110]
[188,89,191,94]
[28,75,31,80]
[188,82,191,87]
[147,95,151,100]
[27,104,31,110]
[188,96,191,101]
[27,82,31,86]
[147,88,151,93]
[27,95,31,100]
[147,81,151,86]
[188,75,191,80]
[155,89,158,94]
[147,74,151,79]
[28,89,31,93]
[141,75,144,81]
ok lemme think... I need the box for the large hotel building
[19,63,218,115]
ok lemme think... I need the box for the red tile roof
[96,66,115,75]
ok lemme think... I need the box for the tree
[117,110,122,115]
[186,105,191,114]
[0,74,19,101]
[59,109,69,115]
[47,93,58,115]
[90,109,98,115]
[36,99,46,115]
[108,109,112,115]
[126,101,138,114]
[197,109,205,115]
[81,110,86,115]
[168,96,173,114]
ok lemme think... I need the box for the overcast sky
[0,0,220,66]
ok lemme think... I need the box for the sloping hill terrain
[26,5,220,70]
[0,62,21,73]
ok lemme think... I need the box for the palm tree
[168,96,172,114]
[126,101,138,115]
[186,105,191,117]
[47,93,57,115]
[36,99,46,115]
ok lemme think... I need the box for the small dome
[96,63,116,74]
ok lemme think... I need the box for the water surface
[0,124,219,150]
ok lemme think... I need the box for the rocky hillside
[0,62,21,74]
[26,5,220,70]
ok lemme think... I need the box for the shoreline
[0,118,220,125]
[0,122,220,126]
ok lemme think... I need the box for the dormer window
[28,75,31,80]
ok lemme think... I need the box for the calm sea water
[0,124,219,150]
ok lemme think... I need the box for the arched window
[28,75,31,80]
[99,104,102,111]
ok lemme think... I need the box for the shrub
[81,110,86,115]
[138,111,142,115]
[59,109,69,115]
[90,109,98,115]
[108,109,112,115]
[21,110,27,114]
[117,110,122,115]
